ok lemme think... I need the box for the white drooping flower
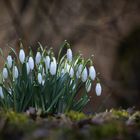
[2,67,8,79]
[42,80,45,86]
[69,67,74,78]
[7,55,12,68]
[81,67,88,82]
[28,57,34,70]
[67,48,72,62]
[37,73,42,84]
[35,52,41,64]
[13,66,19,79]
[89,66,96,81]
[76,64,83,78]
[44,56,50,70]
[19,49,25,64]
[95,83,102,96]
[26,62,30,74]
[85,81,92,93]
[0,86,4,98]
[50,58,57,75]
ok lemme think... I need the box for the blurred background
[0,0,140,112]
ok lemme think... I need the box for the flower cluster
[0,41,101,113]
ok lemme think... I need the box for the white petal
[67,48,72,62]
[35,52,41,64]
[95,83,102,96]
[7,55,12,68]
[69,67,74,78]
[29,57,34,70]
[44,56,50,70]
[13,66,18,79]
[50,61,57,75]
[0,86,4,98]
[2,67,8,79]
[19,49,25,64]
[81,67,88,82]
[38,73,42,84]
[26,62,30,74]
[89,66,96,81]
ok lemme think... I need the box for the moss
[65,111,88,121]
[3,110,28,124]
[110,109,129,119]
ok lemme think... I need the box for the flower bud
[85,82,92,93]
[13,66,18,79]
[37,73,42,84]
[81,67,88,82]
[7,55,12,68]
[2,67,8,79]
[26,62,30,75]
[35,52,41,64]
[19,49,25,64]
[67,48,72,62]
[89,66,96,81]
[95,83,102,96]
[0,86,4,98]
[50,58,57,75]
[29,57,34,70]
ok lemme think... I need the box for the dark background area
[0,0,140,112]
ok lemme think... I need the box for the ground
[0,108,140,140]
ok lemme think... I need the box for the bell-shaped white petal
[95,83,102,96]
[29,57,34,70]
[85,82,92,93]
[89,66,96,81]
[26,62,30,75]
[50,59,57,75]
[81,67,88,82]
[19,49,25,64]
[69,67,74,78]
[76,64,83,78]
[67,48,72,62]
[35,52,41,64]
[13,66,18,79]
[7,55,12,68]
[37,73,42,84]
[44,56,50,70]
[2,67,8,79]
[0,86,4,98]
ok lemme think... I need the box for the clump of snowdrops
[0,41,102,113]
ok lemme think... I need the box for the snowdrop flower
[81,67,88,82]
[95,83,102,96]
[42,80,45,86]
[67,48,72,62]
[26,62,30,74]
[76,64,83,78]
[69,67,74,78]
[85,82,92,93]
[29,57,34,70]
[37,73,42,84]
[50,58,57,75]
[13,66,18,79]
[7,55,12,68]
[44,56,50,70]
[89,66,96,81]
[0,86,4,98]
[19,49,25,64]
[44,55,51,71]
[2,67,8,79]
[35,51,41,64]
